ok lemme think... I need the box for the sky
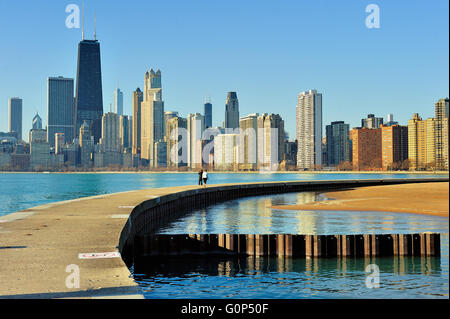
[0,0,448,142]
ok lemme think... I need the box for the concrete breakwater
[119,178,447,266]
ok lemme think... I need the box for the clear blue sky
[0,0,448,141]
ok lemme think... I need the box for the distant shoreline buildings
[1,29,448,173]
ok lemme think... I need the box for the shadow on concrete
[0,286,142,299]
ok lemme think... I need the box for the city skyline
[0,0,448,141]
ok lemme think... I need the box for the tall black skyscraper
[204,99,212,128]
[74,39,103,143]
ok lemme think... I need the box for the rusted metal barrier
[133,233,441,258]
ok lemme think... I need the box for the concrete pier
[0,177,447,298]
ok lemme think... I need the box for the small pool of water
[133,191,449,299]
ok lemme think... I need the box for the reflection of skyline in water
[158,192,449,236]
[133,254,447,299]
[143,191,449,299]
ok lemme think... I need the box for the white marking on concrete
[147,195,160,199]
[78,252,121,259]
[111,214,129,219]
[118,206,135,209]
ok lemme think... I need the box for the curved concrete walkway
[0,178,447,299]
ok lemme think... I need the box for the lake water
[136,191,449,299]
[0,172,448,299]
[0,172,446,217]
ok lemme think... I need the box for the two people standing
[198,169,208,186]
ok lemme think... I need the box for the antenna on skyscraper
[94,12,97,40]
[81,0,85,40]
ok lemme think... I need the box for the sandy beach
[271,182,449,217]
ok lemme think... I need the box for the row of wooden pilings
[134,233,441,258]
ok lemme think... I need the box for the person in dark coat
[198,170,203,185]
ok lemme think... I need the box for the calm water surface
[136,191,449,299]
[0,172,446,217]
[0,172,447,298]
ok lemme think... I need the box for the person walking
[198,169,203,186]
[202,169,208,186]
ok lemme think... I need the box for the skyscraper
[132,88,143,155]
[296,90,322,169]
[239,113,259,170]
[204,99,212,129]
[187,113,205,169]
[8,98,22,140]
[325,121,350,166]
[225,92,239,130]
[362,114,384,129]
[257,113,285,169]
[32,113,42,130]
[119,115,132,150]
[408,113,436,170]
[351,128,382,170]
[435,98,449,170]
[166,116,188,167]
[113,87,123,115]
[74,39,103,144]
[100,112,120,152]
[381,124,408,170]
[141,69,164,166]
[79,120,94,167]
[47,77,75,147]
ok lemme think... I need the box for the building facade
[47,77,75,147]
[8,98,22,141]
[361,114,384,129]
[351,128,382,170]
[381,124,408,170]
[325,121,350,166]
[132,88,143,155]
[225,92,239,130]
[113,87,123,115]
[435,98,449,170]
[408,113,436,170]
[75,39,103,144]
[296,90,322,169]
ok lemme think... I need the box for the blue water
[0,172,446,217]
[0,172,448,298]
[135,191,449,299]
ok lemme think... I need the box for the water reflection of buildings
[134,256,442,280]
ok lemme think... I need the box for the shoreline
[1,170,449,175]
[271,182,449,218]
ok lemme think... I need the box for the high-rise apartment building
[435,98,449,170]
[351,128,382,170]
[30,128,50,169]
[408,113,436,170]
[141,69,165,166]
[239,113,259,170]
[257,113,285,169]
[214,134,240,171]
[100,112,120,152]
[75,39,103,143]
[187,113,205,169]
[166,116,188,167]
[225,92,239,130]
[8,98,22,141]
[325,121,350,166]
[132,88,143,155]
[381,124,408,170]
[296,90,322,169]
[47,77,75,147]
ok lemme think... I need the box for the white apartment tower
[296,90,322,169]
